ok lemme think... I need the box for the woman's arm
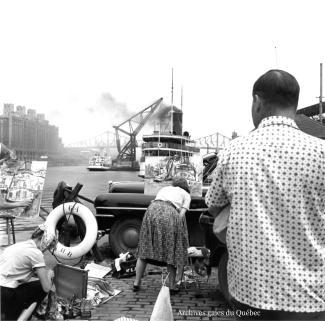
[35,267,54,293]
[0,198,32,209]
[179,191,191,218]
[179,207,187,218]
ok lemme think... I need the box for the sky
[0,0,324,145]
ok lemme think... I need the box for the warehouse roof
[295,113,325,139]
[296,102,325,117]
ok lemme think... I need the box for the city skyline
[1,0,325,145]
[2,103,48,121]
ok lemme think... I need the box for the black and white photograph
[1,1,325,320]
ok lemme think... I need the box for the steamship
[87,154,112,171]
[138,107,200,178]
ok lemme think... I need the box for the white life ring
[46,202,98,259]
[157,143,163,148]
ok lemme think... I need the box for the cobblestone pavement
[1,227,235,321]
[82,270,234,321]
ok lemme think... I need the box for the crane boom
[113,98,163,163]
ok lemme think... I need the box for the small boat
[87,155,111,171]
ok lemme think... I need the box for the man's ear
[253,94,262,113]
[252,94,264,128]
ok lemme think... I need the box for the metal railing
[141,141,200,152]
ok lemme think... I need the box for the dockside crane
[112,98,163,169]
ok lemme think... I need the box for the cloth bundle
[150,285,174,321]
[213,205,230,244]
[112,252,137,278]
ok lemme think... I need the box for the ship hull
[87,166,111,171]
[106,166,139,172]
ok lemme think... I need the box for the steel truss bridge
[66,131,231,154]
[195,132,231,152]
[66,131,128,151]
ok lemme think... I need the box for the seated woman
[133,177,191,294]
[0,224,57,320]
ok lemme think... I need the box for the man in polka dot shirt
[206,69,325,320]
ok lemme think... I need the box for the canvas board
[0,160,47,218]
[144,155,203,197]
[54,263,88,299]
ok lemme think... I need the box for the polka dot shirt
[205,116,325,312]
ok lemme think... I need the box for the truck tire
[109,218,142,257]
[218,251,231,304]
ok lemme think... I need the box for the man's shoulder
[220,127,325,153]
[288,128,325,157]
[232,127,325,145]
[298,129,325,145]
[221,134,250,153]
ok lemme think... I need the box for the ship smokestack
[172,109,183,135]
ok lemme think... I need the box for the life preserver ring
[157,143,163,148]
[46,202,98,259]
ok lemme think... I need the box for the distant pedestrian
[0,224,57,320]
[134,177,191,294]
[206,69,325,319]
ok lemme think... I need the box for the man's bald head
[251,70,300,128]
[253,69,300,109]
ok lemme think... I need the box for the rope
[162,272,170,286]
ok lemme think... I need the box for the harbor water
[0,166,141,241]
[42,165,141,210]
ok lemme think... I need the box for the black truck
[93,152,229,301]
[56,152,229,301]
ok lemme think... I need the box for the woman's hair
[31,225,58,251]
[172,177,190,194]
[31,227,44,240]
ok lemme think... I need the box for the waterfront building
[3,103,14,116]
[16,105,26,117]
[0,104,63,160]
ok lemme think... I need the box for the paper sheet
[84,262,112,278]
